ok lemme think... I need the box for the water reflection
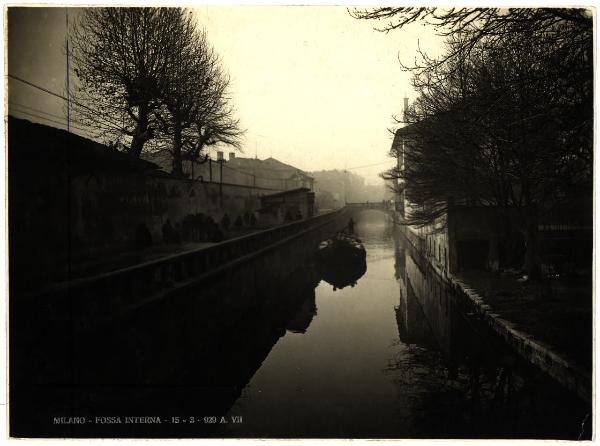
[285,286,317,334]
[216,212,590,439]
[11,261,322,438]
[218,214,409,438]
[315,231,368,291]
[317,249,367,291]
[12,211,591,439]
[391,229,591,439]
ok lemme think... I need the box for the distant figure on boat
[348,217,355,234]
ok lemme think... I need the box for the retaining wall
[397,220,591,403]
[12,209,350,388]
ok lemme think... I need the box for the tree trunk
[129,131,145,158]
[171,122,184,177]
[129,106,151,158]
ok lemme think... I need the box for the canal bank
[10,208,353,437]
[216,213,589,439]
[397,221,592,404]
[10,211,591,438]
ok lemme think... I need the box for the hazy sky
[7,6,444,184]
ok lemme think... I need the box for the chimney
[217,151,224,161]
[229,152,236,161]
[403,97,409,117]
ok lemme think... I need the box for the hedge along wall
[10,169,275,291]
[8,117,282,291]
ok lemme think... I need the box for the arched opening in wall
[349,209,394,244]
[352,209,392,226]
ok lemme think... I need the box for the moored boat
[317,232,366,264]
[316,232,367,290]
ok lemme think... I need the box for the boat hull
[316,233,367,290]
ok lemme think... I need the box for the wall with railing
[10,167,287,292]
[12,207,349,391]
[19,209,348,327]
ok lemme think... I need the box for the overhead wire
[8,73,128,134]
[344,160,395,170]
[9,75,393,179]
[9,101,90,129]
[9,107,89,133]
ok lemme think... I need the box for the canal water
[11,211,591,438]
[216,210,590,439]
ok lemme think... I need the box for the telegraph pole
[65,8,70,133]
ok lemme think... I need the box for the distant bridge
[343,201,398,223]
[345,201,395,212]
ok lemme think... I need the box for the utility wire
[10,108,88,133]
[8,73,126,133]
[9,101,88,128]
[9,75,391,179]
[344,160,394,170]
[9,100,96,133]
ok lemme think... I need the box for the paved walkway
[452,270,592,402]
[62,226,267,282]
[66,241,217,280]
[456,271,592,370]
[396,225,591,402]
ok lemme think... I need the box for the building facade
[144,151,314,192]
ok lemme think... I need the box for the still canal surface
[12,211,591,438]
[216,211,590,439]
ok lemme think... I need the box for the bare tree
[350,7,590,33]
[152,12,213,176]
[148,11,244,176]
[384,28,592,278]
[70,7,243,172]
[70,7,183,157]
[350,7,592,76]
[352,6,592,277]
[186,69,244,164]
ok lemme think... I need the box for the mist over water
[10,211,590,439]
[218,211,590,439]
[221,211,402,437]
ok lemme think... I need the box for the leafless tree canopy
[354,7,593,278]
[70,7,243,171]
[350,7,592,74]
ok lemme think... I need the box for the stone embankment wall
[10,169,278,290]
[397,217,591,403]
[401,206,500,276]
[8,117,283,290]
[14,209,350,391]
[70,173,272,249]
[403,253,454,356]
